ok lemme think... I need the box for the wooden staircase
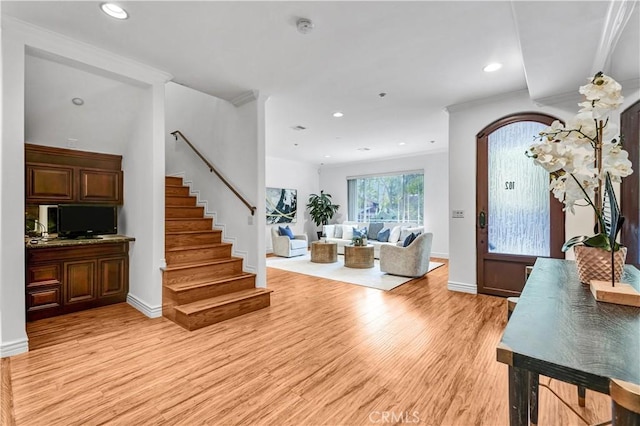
[163,176,271,330]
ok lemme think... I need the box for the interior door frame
[476,112,565,297]
[621,100,639,268]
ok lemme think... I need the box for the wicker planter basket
[573,245,627,284]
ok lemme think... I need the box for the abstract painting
[266,187,297,224]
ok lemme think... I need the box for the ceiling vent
[291,125,307,131]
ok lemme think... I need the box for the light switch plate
[452,210,465,218]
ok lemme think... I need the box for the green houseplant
[306,191,340,239]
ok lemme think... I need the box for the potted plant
[527,72,633,284]
[306,191,340,239]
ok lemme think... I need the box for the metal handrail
[170,130,257,216]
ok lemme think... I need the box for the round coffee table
[311,241,338,263]
[344,244,374,268]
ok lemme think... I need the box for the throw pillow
[367,222,384,240]
[400,226,424,241]
[377,228,390,242]
[342,225,354,241]
[322,225,335,238]
[403,232,417,247]
[388,225,402,243]
[334,225,343,238]
[278,225,294,239]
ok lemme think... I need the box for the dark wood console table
[497,258,640,425]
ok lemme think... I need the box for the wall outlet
[67,138,78,148]
[452,210,465,218]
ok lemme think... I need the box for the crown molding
[231,90,259,107]
[444,89,530,114]
[2,16,173,85]
[592,0,638,74]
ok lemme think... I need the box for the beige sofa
[321,221,424,259]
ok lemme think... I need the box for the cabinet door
[98,257,127,298]
[26,164,74,203]
[64,260,96,304]
[79,169,123,204]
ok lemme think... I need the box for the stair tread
[164,257,242,271]
[166,218,211,221]
[164,273,255,292]
[165,242,231,252]
[165,206,202,209]
[175,288,272,315]
[166,229,221,236]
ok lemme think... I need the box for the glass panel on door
[488,121,550,256]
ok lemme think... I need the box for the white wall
[165,83,267,287]
[120,84,165,317]
[0,18,170,356]
[0,19,28,357]
[265,156,320,251]
[318,153,450,258]
[447,88,640,294]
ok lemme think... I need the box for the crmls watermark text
[368,411,420,423]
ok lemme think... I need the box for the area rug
[266,254,444,291]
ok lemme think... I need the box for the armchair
[380,233,433,277]
[271,227,308,258]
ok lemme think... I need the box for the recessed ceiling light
[483,63,502,72]
[293,143,299,147]
[100,3,128,20]
[324,155,331,158]
[398,142,406,146]
[357,147,371,151]
[71,97,84,106]
[332,112,344,118]
[430,140,436,144]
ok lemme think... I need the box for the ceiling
[3,1,639,166]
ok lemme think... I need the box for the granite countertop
[25,234,135,249]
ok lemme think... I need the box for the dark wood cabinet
[26,164,75,203]
[64,260,97,304]
[26,240,130,321]
[79,168,123,203]
[25,144,124,205]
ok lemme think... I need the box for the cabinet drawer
[28,243,128,263]
[27,286,62,311]
[27,264,61,287]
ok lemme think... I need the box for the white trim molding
[127,294,162,318]
[0,337,29,358]
[447,281,477,294]
[431,252,449,260]
[231,90,259,107]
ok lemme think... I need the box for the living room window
[347,172,424,222]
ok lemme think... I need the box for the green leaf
[561,236,589,252]
[584,233,611,250]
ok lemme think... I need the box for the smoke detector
[296,18,314,34]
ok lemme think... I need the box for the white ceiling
[3,1,639,166]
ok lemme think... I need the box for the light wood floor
[2,261,611,425]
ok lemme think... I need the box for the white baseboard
[431,252,449,259]
[448,281,477,294]
[127,293,162,318]
[0,337,29,358]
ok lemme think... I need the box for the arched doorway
[476,112,565,296]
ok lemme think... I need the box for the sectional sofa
[321,221,424,259]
